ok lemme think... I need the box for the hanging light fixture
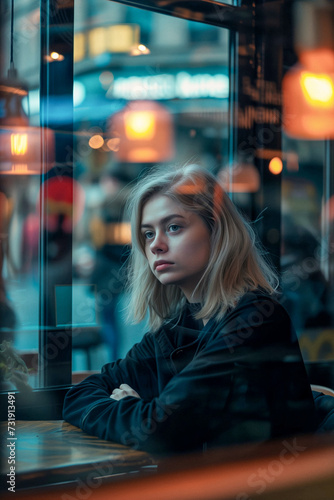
[109,100,174,163]
[0,0,54,174]
[282,0,334,139]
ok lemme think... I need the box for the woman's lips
[155,261,174,272]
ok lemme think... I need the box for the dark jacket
[63,291,316,455]
[313,391,334,432]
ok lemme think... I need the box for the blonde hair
[125,164,279,331]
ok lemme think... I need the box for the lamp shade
[0,75,55,174]
[0,125,55,174]
[110,100,174,163]
[282,49,334,139]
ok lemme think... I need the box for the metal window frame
[38,0,74,389]
[108,0,252,31]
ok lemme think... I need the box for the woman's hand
[110,383,141,401]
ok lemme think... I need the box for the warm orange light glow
[11,164,29,174]
[1,126,55,175]
[11,133,28,155]
[126,147,160,163]
[108,222,131,245]
[45,52,65,62]
[269,157,283,175]
[130,44,150,56]
[255,149,298,171]
[111,100,174,163]
[300,72,334,107]
[283,48,334,139]
[0,84,27,96]
[89,134,104,149]
[8,435,334,500]
[124,111,155,140]
[300,48,334,73]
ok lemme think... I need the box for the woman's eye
[168,224,181,232]
[144,231,154,240]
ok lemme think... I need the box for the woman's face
[141,194,211,301]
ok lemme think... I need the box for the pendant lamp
[110,100,174,163]
[282,1,334,139]
[0,0,54,174]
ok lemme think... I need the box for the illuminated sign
[109,72,229,100]
[23,69,229,124]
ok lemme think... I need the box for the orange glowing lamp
[11,133,28,155]
[283,48,334,139]
[0,74,55,174]
[124,111,156,140]
[110,100,174,163]
[0,125,55,175]
[283,0,334,139]
[300,73,334,107]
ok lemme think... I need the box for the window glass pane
[281,136,334,369]
[1,0,73,391]
[277,1,334,385]
[0,1,41,391]
[72,0,230,377]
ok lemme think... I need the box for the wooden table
[2,431,334,500]
[0,420,156,491]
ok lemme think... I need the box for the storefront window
[0,0,333,407]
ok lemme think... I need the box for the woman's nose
[150,233,168,254]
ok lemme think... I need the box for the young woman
[63,165,316,454]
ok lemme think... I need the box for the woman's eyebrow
[141,214,186,229]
